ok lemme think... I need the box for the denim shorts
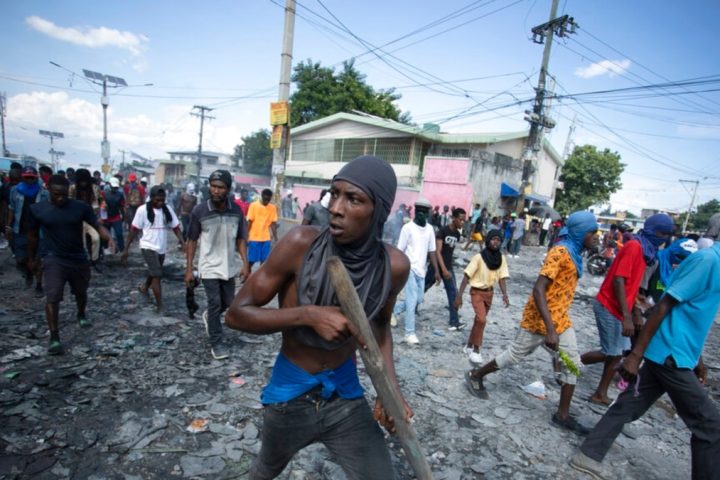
[593,299,630,356]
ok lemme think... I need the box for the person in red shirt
[123,173,146,229]
[234,188,251,216]
[581,213,674,405]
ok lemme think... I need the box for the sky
[2,0,719,215]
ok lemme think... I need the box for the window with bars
[291,138,416,165]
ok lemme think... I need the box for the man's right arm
[225,228,355,342]
[533,275,558,350]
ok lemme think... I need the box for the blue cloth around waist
[261,352,364,405]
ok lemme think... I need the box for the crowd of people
[1,156,719,479]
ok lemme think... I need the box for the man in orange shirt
[247,188,278,269]
[465,211,598,435]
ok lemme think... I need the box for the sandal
[465,371,489,399]
[551,413,590,436]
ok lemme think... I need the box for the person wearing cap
[102,177,126,253]
[121,185,184,312]
[6,166,49,291]
[465,211,599,436]
[185,170,249,360]
[123,173,146,231]
[246,188,278,269]
[26,175,115,354]
[225,155,414,479]
[390,196,441,344]
[571,217,720,479]
[581,213,675,406]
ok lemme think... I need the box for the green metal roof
[291,112,563,165]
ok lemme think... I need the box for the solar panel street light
[82,69,127,166]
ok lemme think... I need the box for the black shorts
[141,249,165,278]
[42,256,91,303]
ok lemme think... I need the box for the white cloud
[575,59,631,79]
[25,16,148,56]
[6,91,242,164]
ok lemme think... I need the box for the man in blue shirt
[571,224,720,479]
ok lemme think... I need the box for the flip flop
[465,371,489,399]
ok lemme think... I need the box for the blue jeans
[510,237,523,255]
[108,220,124,252]
[425,263,459,326]
[251,392,394,479]
[393,271,425,335]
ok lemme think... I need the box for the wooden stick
[327,256,433,480]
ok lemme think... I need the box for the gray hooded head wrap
[294,156,397,350]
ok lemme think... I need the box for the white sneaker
[404,333,420,345]
[390,314,398,327]
[463,346,473,356]
[468,351,484,365]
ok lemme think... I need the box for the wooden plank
[327,256,433,480]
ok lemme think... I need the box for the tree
[235,129,272,175]
[688,198,720,231]
[290,59,411,126]
[554,145,624,215]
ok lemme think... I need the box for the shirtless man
[225,155,412,480]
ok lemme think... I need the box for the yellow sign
[101,163,111,174]
[270,125,284,149]
[270,101,289,126]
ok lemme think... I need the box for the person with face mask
[6,166,49,291]
[581,213,675,406]
[390,197,441,344]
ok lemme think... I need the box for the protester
[38,165,53,188]
[225,155,413,479]
[540,214,552,246]
[463,213,485,251]
[465,211,599,435]
[571,223,720,479]
[501,213,514,252]
[121,185,184,312]
[178,183,198,240]
[234,188,251,216]
[69,169,103,263]
[0,162,23,250]
[123,173,146,230]
[509,212,526,258]
[580,213,674,405]
[429,207,466,331]
[246,188,278,269]
[6,166,49,291]
[390,197,441,344]
[26,175,115,354]
[185,170,249,360]
[302,189,330,227]
[281,191,293,218]
[455,229,510,364]
[102,177,125,253]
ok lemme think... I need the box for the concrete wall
[287,161,419,184]
[420,156,474,211]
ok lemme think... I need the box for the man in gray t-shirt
[302,189,330,227]
[185,170,248,360]
[509,213,526,257]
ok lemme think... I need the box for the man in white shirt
[391,197,441,344]
[121,185,184,311]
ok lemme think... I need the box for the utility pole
[518,0,577,211]
[118,149,128,169]
[680,179,700,233]
[270,0,296,203]
[191,105,214,183]
[0,92,7,156]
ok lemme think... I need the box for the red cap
[128,173,137,182]
[21,166,39,178]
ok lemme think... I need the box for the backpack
[127,186,143,207]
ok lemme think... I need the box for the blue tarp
[500,182,519,197]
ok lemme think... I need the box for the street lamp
[39,129,64,171]
[82,69,127,173]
